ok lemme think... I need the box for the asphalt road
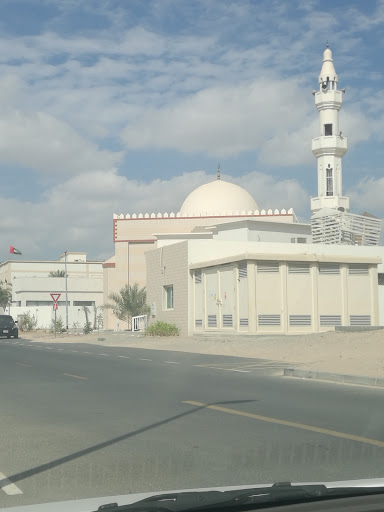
[1,338,384,508]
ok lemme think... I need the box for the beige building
[103,178,310,329]
[146,240,382,336]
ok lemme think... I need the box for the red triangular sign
[50,293,61,303]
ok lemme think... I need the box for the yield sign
[50,293,61,303]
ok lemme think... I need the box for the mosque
[103,45,383,334]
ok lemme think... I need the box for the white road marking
[70,350,78,353]
[45,347,53,350]
[0,471,23,495]
[56,348,64,351]
[98,353,108,356]
[139,358,152,361]
[193,365,250,373]
[118,355,130,359]
[164,361,179,364]
[82,351,92,354]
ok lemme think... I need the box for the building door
[219,266,236,329]
[205,269,219,329]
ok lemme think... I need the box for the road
[1,338,384,508]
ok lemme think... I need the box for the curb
[283,368,384,388]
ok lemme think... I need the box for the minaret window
[324,124,333,136]
[326,165,333,196]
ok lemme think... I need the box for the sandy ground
[20,328,384,378]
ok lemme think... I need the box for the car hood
[3,477,384,512]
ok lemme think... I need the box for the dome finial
[217,163,221,180]
[326,40,329,48]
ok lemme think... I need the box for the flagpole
[64,251,69,330]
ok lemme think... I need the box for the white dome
[180,180,258,216]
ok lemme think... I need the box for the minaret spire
[217,163,221,180]
[311,45,349,213]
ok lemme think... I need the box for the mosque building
[103,45,383,334]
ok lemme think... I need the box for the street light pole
[64,251,69,330]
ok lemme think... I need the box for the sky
[1,0,384,262]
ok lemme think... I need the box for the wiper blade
[94,482,330,512]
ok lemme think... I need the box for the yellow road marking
[16,362,32,367]
[63,373,88,380]
[182,401,384,448]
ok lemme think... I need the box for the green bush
[18,311,38,332]
[83,321,93,334]
[51,317,65,333]
[145,321,179,337]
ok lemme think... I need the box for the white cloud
[121,78,317,162]
[347,176,384,217]
[0,107,121,175]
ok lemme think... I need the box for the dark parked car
[0,315,19,338]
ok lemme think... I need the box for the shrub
[18,311,38,332]
[83,321,93,334]
[146,321,179,337]
[51,316,65,333]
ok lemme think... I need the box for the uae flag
[10,245,22,255]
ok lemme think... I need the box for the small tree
[49,270,66,277]
[0,282,12,310]
[82,305,92,334]
[104,283,150,328]
[18,311,38,332]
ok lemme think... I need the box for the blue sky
[0,0,384,261]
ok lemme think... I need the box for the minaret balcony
[315,90,343,110]
[312,135,348,157]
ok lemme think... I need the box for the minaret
[311,44,349,213]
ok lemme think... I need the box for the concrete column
[281,262,288,333]
[248,262,256,334]
[311,263,319,332]
[370,266,380,326]
[340,264,349,325]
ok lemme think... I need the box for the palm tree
[104,283,150,328]
[0,284,12,310]
[49,270,66,277]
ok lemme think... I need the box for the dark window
[73,301,95,307]
[326,166,333,196]
[379,273,384,285]
[324,124,333,136]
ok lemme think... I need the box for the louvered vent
[288,263,310,274]
[195,319,202,327]
[320,315,342,326]
[257,262,279,273]
[238,263,247,278]
[195,271,202,284]
[348,265,369,275]
[350,315,371,326]
[319,264,340,274]
[289,315,311,326]
[207,315,217,327]
[258,314,280,326]
[222,315,233,327]
[240,318,249,327]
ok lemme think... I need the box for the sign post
[51,294,61,338]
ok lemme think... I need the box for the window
[324,123,333,136]
[26,300,70,306]
[348,265,369,276]
[319,263,340,274]
[73,301,95,306]
[163,285,174,310]
[257,262,279,273]
[326,165,333,196]
[379,273,384,285]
